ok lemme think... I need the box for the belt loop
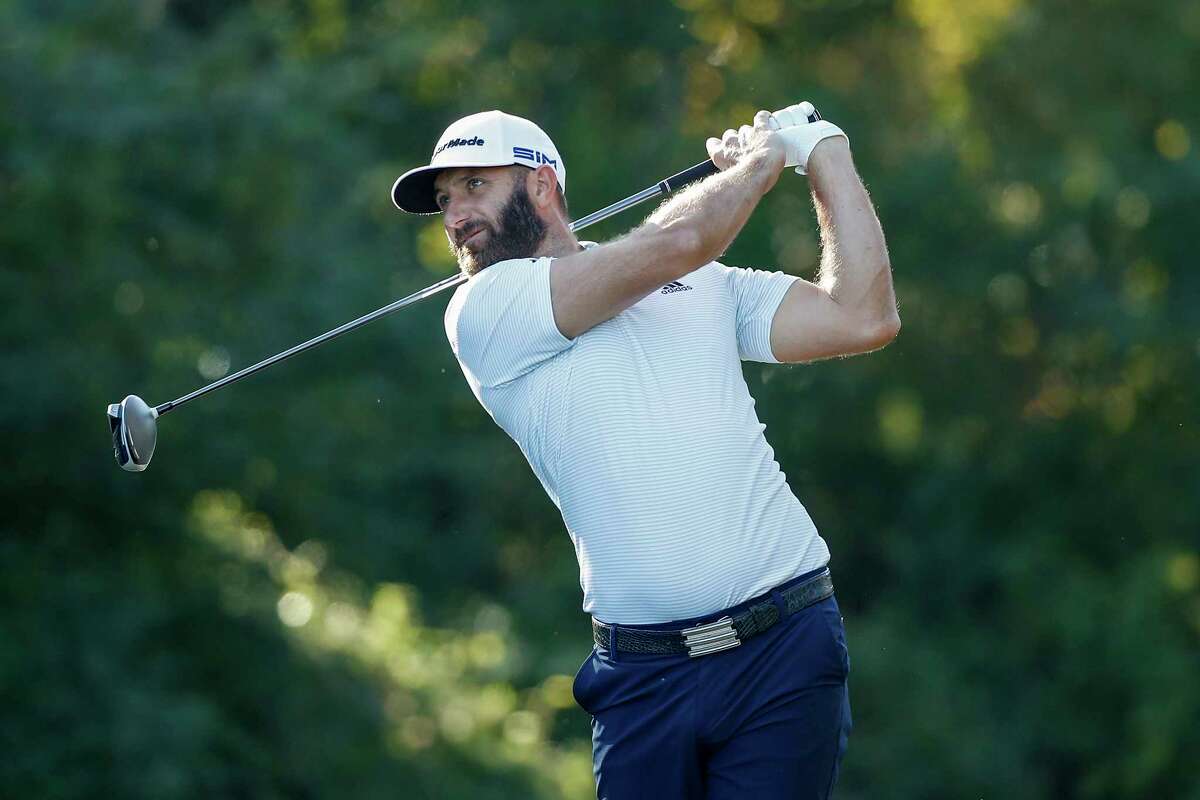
[771,588,788,620]
[609,623,620,662]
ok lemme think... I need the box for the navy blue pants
[573,573,852,799]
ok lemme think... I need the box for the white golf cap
[391,110,566,214]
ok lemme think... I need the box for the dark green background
[3,0,1198,797]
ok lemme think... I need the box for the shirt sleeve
[720,265,799,363]
[444,257,574,389]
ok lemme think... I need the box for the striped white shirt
[444,248,830,624]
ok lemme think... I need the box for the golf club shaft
[154,158,721,417]
[155,272,465,415]
[569,159,718,229]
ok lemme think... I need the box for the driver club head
[107,394,158,472]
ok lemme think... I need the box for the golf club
[108,157,724,472]
[108,104,825,472]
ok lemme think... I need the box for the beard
[451,180,548,276]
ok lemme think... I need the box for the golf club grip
[659,160,719,193]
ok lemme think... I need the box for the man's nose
[443,201,472,236]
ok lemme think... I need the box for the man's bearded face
[450,174,548,276]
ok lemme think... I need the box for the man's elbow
[671,225,709,266]
[860,310,901,351]
[671,223,726,270]
[865,260,900,349]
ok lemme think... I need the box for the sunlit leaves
[186,490,591,792]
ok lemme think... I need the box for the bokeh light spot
[1166,554,1200,593]
[726,26,762,71]
[685,62,725,114]
[277,591,314,627]
[904,0,1022,69]
[994,182,1042,228]
[1061,148,1111,206]
[197,347,231,380]
[469,630,508,670]
[1155,120,1190,161]
[878,391,924,456]
[1026,371,1075,420]
[295,540,328,572]
[474,603,513,633]
[477,684,518,723]
[541,674,576,710]
[1115,186,1151,228]
[400,715,436,750]
[503,710,542,746]
[625,49,666,86]
[439,704,476,742]
[324,601,362,643]
[1122,259,1167,313]
[691,11,734,44]
[114,281,144,315]
[987,272,1028,313]
[736,0,782,24]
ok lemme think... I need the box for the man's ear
[529,165,559,210]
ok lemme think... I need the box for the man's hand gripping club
[705,101,848,177]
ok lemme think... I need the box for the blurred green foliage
[2,0,1198,797]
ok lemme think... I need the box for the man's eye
[467,178,483,189]
[436,195,448,209]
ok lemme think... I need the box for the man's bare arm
[549,116,785,340]
[768,139,900,363]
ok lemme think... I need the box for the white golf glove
[769,101,848,176]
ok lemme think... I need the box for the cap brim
[391,159,525,214]
[391,164,445,214]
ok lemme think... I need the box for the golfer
[392,105,898,798]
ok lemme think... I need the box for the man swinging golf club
[392,103,899,798]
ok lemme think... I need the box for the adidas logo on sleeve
[660,281,693,295]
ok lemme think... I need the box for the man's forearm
[644,150,782,266]
[807,140,897,327]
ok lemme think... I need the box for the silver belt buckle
[681,616,740,658]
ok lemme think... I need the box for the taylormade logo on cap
[392,110,567,214]
[434,136,486,156]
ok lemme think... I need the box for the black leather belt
[591,568,834,657]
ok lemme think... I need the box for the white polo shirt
[444,247,830,624]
